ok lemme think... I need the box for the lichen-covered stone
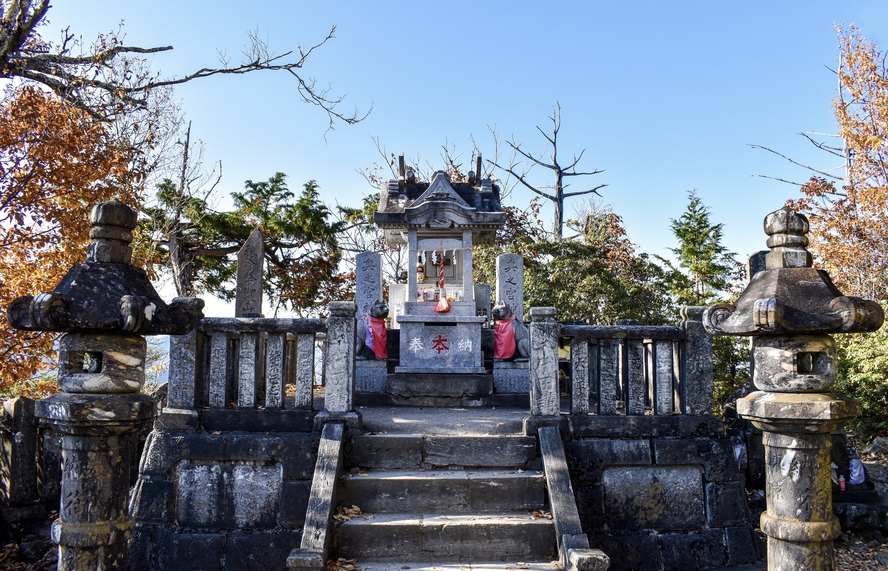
[601,465,705,531]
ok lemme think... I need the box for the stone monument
[702,207,884,571]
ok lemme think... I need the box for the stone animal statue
[357,299,389,360]
[492,300,530,360]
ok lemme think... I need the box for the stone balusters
[702,207,884,571]
[6,199,203,570]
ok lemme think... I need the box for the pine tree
[660,191,736,306]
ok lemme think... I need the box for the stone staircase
[331,406,559,570]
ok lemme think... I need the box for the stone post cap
[329,301,358,317]
[530,307,557,322]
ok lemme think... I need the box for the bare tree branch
[748,144,843,181]
[0,4,368,130]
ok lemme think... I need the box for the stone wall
[566,416,762,571]
[129,418,319,571]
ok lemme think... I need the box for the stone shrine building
[375,169,506,374]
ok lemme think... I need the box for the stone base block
[602,465,705,530]
[356,360,387,393]
[493,360,530,393]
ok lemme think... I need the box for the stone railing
[529,306,713,417]
[167,317,326,411]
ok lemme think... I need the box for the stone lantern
[702,207,883,571]
[6,199,203,570]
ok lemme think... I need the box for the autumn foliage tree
[0,86,147,394]
[0,1,366,394]
[789,26,888,301]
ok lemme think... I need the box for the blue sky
[48,1,887,312]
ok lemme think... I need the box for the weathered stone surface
[355,252,382,318]
[725,525,764,566]
[57,332,146,393]
[198,409,315,433]
[493,360,530,394]
[753,334,836,392]
[1,397,38,506]
[299,422,343,562]
[530,307,559,416]
[156,529,224,571]
[424,435,537,468]
[602,465,705,530]
[705,481,751,527]
[175,461,283,528]
[128,478,173,524]
[658,529,726,571]
[279,480,312,527]
[587,531,658,571]
[682,310,714,415]
[566,439,651,481]
[226,530,302,570]
[324,302,357,413]
[356,359,387,393]
[653,437,740,482]
[168,330,198,407]
[347,434,423,470]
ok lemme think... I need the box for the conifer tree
[659,191,736,306]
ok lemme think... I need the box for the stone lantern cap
[702,207,883,336]
[7,199,203,335]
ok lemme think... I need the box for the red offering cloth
[494,315,516,359]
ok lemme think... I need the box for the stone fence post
[529,307,560,417]
[680,306,713,415]
[0,397,38,507]
[6,199,203,570]
[703,207,884,571]
[317,301,360,428]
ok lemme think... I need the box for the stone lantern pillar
[702,207,883,571]
[6,199,203,570]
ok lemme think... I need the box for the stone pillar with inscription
[6,200,203,571]
[236,228,265,318]
[316,301,361,428]
[493,253,530,393]
[354,252,387,392]
[703,207,884,571]
[496,253,524,319]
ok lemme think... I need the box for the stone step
[347,434,540,470]
[333,513,557,562]
[340,469,547,513]
[359,406,527,436]
[352,561,560,571]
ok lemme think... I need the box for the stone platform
[387,373,493,407]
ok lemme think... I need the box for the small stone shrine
[374,160,506,375]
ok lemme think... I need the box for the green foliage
[711,336,751,413]
[836,327,888,441]
[475,200,677,324]
[143,173,343,315]
[659,191,736,306]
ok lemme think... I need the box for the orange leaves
[0,86,146,392]
[793,27,888,302]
